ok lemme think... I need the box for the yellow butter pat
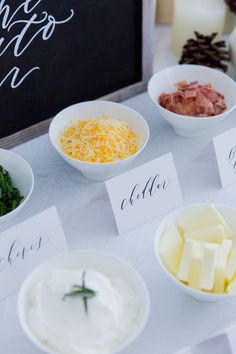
[214,239,232,293]
[200,242,219,291]
[184,224,225,244]
[159,225,184,276]
[177,239,196,283]
[225,245,236,282]
[179,205,232,239]
[188,244,203,290]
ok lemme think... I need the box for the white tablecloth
[1,25,236,354]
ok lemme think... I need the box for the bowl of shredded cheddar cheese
[49,101,149,181]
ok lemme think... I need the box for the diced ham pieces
[159,81,227,117]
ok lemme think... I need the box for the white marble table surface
[1,25,236,354]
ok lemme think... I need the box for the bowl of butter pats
[155,203,236,302]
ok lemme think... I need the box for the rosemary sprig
[63,271,96,315]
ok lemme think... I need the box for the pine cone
[179,32,230,72]
[225,0,236,14]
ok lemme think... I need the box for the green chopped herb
[63,271,96,316]
[0,165,24,216]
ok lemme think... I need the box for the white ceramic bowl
[49,100,149,181]
[0,149,34,228]
[18,250,150,354]
[154,203,236,302]
[148,65,236,137]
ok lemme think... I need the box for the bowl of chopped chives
[49,100,149,181]
[0,149,34,227]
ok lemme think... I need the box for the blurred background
[154,0,236,80]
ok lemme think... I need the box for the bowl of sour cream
[18,250,150,354]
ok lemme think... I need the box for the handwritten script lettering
[0,0,74,88]
[0,235,50,272]
[121,174,171,210]
[228,145,236,172]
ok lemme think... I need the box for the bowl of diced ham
[148,65,236,137]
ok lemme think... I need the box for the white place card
[0,206,68,301]
[213,127,236,188]
[106,153,183,234]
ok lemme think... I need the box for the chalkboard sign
[0,0,154,148]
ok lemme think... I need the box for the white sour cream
[27,269,139,354]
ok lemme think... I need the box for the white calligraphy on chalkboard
[0,0,74,88]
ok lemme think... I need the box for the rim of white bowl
[154,202,236,299]
[18,249,150,354]
[49,100,150,166]
[148,64,236,121]
[0,149,34,220]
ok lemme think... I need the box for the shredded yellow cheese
[59,115,139,163]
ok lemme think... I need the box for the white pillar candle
[171,0,226,57]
